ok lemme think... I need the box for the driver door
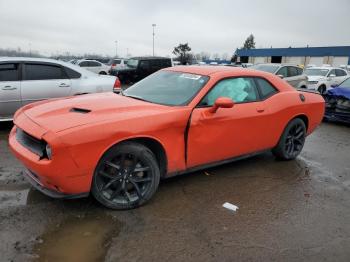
[186,77,272,168]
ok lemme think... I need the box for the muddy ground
[0,121,349,262]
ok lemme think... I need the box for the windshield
[339,78,350,88]
[127,59,139,68]
[251,64,279,73]
[123,71,209,106]
[304,68,329,76]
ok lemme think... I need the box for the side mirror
[277,74,284,79]
[208,97,234,113]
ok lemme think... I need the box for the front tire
[92,142,160,210]
[272,118,306,160]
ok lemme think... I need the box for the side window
[24,64,66,80]
[276,67,288,77]
[139,61,150,70]
[79,61,89,67]
[64,67,81,79]
[89,61,101,67]
[200,78,258,106]
[296,67,303,75]
[255,78,278,99]
[0,63,19,81]
[328,69,336,76]
[335,69,346,76]
[288,66,299,77]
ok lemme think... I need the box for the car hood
[112,66,136,72]
[327,87,350,100]
[22,93,170,133]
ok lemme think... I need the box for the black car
[109,56,172,84]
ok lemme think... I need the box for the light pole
[152,24,156,56]
[115,40,118,57]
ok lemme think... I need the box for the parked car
[9,66,324,209]
[251,64,308,89]
[0,57,121,121]
[109,56,172,84]
[107,58,128,71]
[304,67,348,94]
[76,59,110,75]
[85,58,110,65]
[323,77,350,123]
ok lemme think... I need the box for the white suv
[305,67,348,94]
[77,59,110,75]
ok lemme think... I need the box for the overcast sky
[0,0,349,58]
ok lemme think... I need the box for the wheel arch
[290,114,309,132]
[101,136,168,177]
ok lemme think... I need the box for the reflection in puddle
[34,214,120,262]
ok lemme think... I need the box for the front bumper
[9,115,93,196]
[24,169,89,199]
[324,110,350,124]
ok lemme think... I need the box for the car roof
[307,66,341,70]
[253,63,301,67]
[130,56,170,60]
[165,65,277,78]
[0,57,96,76]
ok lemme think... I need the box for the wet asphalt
[0,121,349,262]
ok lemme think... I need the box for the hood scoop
[70,107,91,114]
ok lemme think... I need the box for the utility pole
[152,24,156,56]
[115,40,118,57]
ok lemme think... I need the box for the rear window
[0,63,19,81]
[256,78,278,99]
[64,67,81,79]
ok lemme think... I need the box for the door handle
[256,108,265,113]
[59,83,70,87]
[2,86,17,90]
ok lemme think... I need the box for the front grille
[16,128,46,157]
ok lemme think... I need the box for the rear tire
[92,142,160,210]
[99,71,107,75]
[272,118,306,160]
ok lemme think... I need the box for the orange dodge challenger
[9,66,325,209]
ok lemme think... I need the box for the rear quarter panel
[264,90,325,147]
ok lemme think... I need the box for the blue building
[235,46,350,66]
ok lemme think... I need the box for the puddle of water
[34,214,120,262]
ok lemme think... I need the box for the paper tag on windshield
[179,73,201,80]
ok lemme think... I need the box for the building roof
[236,46,350,57]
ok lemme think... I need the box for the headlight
[45,144,52,160]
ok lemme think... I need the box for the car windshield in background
[304,68,329,76]
[123,71,209,106]
[339,78,350,88]
[251,64,279,73]
[127,59,139,68]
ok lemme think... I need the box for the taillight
[112,64,116,67]
[113,78,121,90]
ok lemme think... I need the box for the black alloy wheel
[92,142,160,209]
[272,118,306,160]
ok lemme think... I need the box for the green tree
[173,43,192,65]
[242,34,255,49]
